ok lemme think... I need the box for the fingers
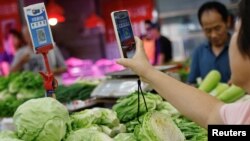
[134,36,142,47]
[135,36,143,51]
[115,37,140,69]
[116,58,132,68]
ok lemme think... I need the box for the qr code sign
[36,28,47,44]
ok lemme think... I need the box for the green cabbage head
[13,97,70,141]
[65,128,113,141]
[114,133,136,141]
[134,111,185,141]
[71,108,119,130]
[0,130,24,141]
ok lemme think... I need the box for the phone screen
[114,11,136,58]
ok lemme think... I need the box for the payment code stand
[23,3,57,98]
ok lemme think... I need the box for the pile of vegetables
[1,70,247,140]
[177,59,191,82]
[172,115,207,141]
[67,92,207,141]
[0,92,207,141]
[113,92,207,141]
[68,107,125,140]
[133,111,185,141]
[198,70,246,103]
[55,82,97,103]
[0,72,44,117]
[0,71,97,117]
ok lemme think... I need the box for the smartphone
[111,10,136,58]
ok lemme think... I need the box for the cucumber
[198,70,221,93]
[209,83,229,97]
[217,85,246,103]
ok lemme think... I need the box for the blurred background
[0,0,239,81]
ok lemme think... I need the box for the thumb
[134,36,144,52]
[116,58,133,68]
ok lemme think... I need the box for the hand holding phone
[111,10,136,58]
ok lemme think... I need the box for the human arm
[117,37,225,128]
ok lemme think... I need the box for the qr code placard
[36,28,47,44]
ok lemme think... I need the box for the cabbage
[113,92,163,122]
[156,101,180,116]
[109,124,126,137]
[13,97,71,141]
[98,124,127,137]
[70,108,127,138]
[71,108,119,130]
[84,124,103,132]
[114,133,136,141]
[0,130,23,141]
[100,125,113,136]
[0,130,17,139]
[134,111,185,141]
[0,138,24,141]
[65,128,113,141]
[125,114,146,133]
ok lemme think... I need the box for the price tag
[23,3,54,53]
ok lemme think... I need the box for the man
[187,1,231,84]
[141,20,156,64]
[10,26,67,76]
[147,22,173,65]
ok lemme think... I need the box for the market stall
[0,88,208,141]
[1,66,250,141]
[1,0,249,140]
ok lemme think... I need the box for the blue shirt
[187,41,231,84]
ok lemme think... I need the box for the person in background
[147,22,173,65]
[0,29,26,76]
[0,23,15,64]
[187,1,231,84]
[117,0,250,127]
[8,29,27,51]
[0,29,26,64]
[10,26,67,77]
[140,20,153,40]
[141,20,156,64]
